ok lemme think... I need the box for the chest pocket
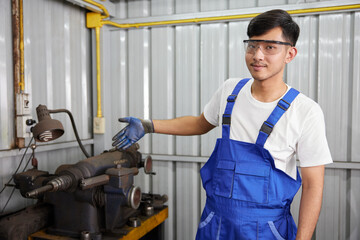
[214,160,270,204]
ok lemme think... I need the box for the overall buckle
[222,114,231,125]
[277,98,291,111]
[260,121,274,135]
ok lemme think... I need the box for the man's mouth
[250,63,267,70]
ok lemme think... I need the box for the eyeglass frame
[243,39,294,55]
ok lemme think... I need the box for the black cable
[0,138,34,214]
[0,187,16,214]
[0,137,34,194]
[49,109,91,158]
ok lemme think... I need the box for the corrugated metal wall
[104,1,360,240]
[0,0,359,240]
[0,0,93,214]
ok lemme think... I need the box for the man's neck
[251,78,287,103]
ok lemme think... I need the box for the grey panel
[110,29,129,137]
[287,16,318,100]
[152,160,176,240]
[352,12,360,162]
[175,0,200,14]
[175,162,200,240]
[318,13,351,162]
[258,0,287,6]
[127,27,151,192]
[200,23,228,156]
[175,25,201,156]
[200,0,227,12]
[228,21,251,78]
[349,170,360,240]
[151,0,175,16]
[316,169,347,240]
[23,0,92,143]
[229,0,257,9]
[151,27,176,155]
[0,0,14,150]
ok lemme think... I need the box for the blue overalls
[196,78,302,240]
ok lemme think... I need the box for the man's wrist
[141,119,154,134]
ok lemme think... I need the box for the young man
[113,9,332,240]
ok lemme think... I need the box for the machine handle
[80,174,110,190]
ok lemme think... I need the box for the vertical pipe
[95,26,102,118]
[12,0,20,94]
[19,0,24,92]
[12,0,25,148]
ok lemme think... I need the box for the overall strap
[255,88,300,147]
[222,78,251,139]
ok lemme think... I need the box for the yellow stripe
[103,4,360,29]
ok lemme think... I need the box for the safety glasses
[243,40,293,55]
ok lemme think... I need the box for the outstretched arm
[153,113,215,135]
[113,113,215,150]
[296,165,325,240]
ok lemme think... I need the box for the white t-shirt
[204,78,333,179]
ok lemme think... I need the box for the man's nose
[253,46,264,60]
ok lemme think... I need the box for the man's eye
[266,45,276,50]
[248,44,256,49]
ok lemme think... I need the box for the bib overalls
[196,79,302,240]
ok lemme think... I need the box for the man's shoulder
[222,78,253,92]
[291,91,324,118]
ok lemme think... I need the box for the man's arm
[153,113,215,135]
[296,165,325,240]
[112,113,215,149]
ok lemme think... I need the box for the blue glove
[112,117,154,150]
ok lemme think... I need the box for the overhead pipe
[101,4,360,29]
[84,0,360,134]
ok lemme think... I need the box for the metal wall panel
[175,25,201,156]
[0,0,15,150]
[318,13,351,162]
[106,2,360,239]
[352,12,360,163]
[0,0,92,215]
[1,1,359,240]
[200,23,228,156]
[23,0,92,142]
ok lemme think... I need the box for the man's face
[245,27,296,82]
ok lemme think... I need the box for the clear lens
[244,40,290,55]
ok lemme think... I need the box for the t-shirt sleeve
[203,83,224,127]
[297,103,333,167]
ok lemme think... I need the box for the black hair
[247,9,300,46]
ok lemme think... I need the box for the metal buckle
[222,114,231,125]
[227,94,237,102]
[277,98,290,111]
[260,121,274,135]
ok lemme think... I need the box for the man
[112,9,332,240]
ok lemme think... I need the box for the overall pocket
[213,160,235,198]
[232,162,270,203]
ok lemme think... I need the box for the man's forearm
[153,113,215,136]
[296,166,325,240]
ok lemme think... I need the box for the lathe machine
[11,144,167,239]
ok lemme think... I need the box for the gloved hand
[112,117,154,150]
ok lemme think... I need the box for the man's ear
[285,47,297,64]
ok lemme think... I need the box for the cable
[49,109,91,158]
[0,187,16,214]
[0,137,33,194]
[0,138,34,214]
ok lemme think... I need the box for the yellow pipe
[83,0,109,19]
[95,26,102,118]
[102,4,360,29]
[85,1,360,121]
[19,0,24,92]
